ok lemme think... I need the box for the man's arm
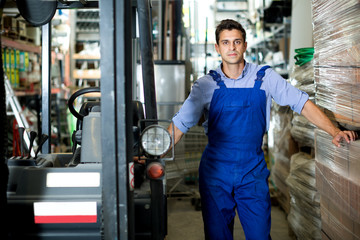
[301,100,357,147]
[167,122,185,147]
[157,123,184,159]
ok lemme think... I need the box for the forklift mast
[1,0,166,239]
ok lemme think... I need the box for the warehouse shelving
[70,9,100,87]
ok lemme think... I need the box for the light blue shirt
[172,61,309,134]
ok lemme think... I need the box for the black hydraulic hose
[136,0,157,121]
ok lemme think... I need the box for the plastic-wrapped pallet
[315,129,360,239]
[312,2,360,236]
[286,152,321,240]
[289,49,316,148]
[290,114,316,148]
[289,58,315,100]
[268,104,298,213]
[312,0,360,126]
[268,104,296,158]
[312,0,360,67]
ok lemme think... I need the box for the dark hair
[215,19,246,44]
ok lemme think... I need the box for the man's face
[215,29,247,65]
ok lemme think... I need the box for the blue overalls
[199,66,271,240]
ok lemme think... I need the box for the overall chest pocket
[223,100,251,111]
[222,88,252,110]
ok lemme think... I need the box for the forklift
[1,0,173,239]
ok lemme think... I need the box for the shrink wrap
[312,0,360,125]
[315,129,360,239]
[286,152,321,239]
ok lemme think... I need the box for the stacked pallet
[312,0,360,239]
[312,0,360,126]
[286,152,321,240]
[287,51,321,239]
[315,130,360,240]
[269,105,298,214]
[289,58,316,148]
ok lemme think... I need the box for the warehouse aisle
[167,197,293,240]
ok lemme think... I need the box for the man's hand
[332,130,358,147]
[301,100,358,147]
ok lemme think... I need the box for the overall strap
[209,70,226,88]
[254,65,271,89]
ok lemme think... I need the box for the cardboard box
[320,195,360,240]
[315,82,360,126]
[349,142,360,184]
[321,230,331,240]
[312,0,360,66]
[17,21,27,37]
[316,162,360,220]
[314,43,360,67]
[272,169,291,214]
[315,129,360,184]
[2,16,17,32]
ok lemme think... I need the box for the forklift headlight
[140,125,171,157]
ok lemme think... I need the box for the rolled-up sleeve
[266,69,309,114]
[172,80,205,134]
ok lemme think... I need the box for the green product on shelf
[10,49,15,69]
[2,50,5,70]
[19,51,26,72]
[25,52,29,70]
[6,69,11,82]
[15,49,20,69]
[10,69,15,87]
[5,48,11,70]
[294,47,314,66]
[15,69,19,87]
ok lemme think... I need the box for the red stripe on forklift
[34,215,97,224]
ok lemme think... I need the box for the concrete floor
[167,197,293,240]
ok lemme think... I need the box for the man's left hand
[332,130,358,147]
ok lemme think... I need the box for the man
[167,19,357,239]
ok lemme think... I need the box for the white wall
[289,0,313,69]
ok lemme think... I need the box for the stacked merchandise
[287,48,321,238]
[290,48,315,101]
[312,0,360,239]
[286,152,321,240]
[2,48,40,90]
[289,49,316,148]
[315,130,360,240]
[312,0,360,125]
[291,114,315,148]
[268,104,298,214]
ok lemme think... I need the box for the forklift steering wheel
[68,87,100,120]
